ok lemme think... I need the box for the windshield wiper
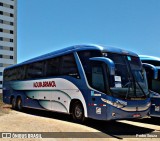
[134,75,147,98]
[125,81,131,99]
[124,56,137,99]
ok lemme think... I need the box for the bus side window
[16,66,25,80]
[61,54,80,78]
[4,68,17,81]
[26,62,44,79]
[45,57,60,77]
[4,70,9,81]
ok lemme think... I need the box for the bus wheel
[17,97,23,111]
[72,101,85,123]
[11,97,16,109]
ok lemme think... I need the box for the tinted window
[4,54,79,81]
[142,60,160,67]
[26,62,44,79]
[78,50,102,84]
[6,69,17,81]
[4,66,25,81]
[91,65,105,92]
[46,57,60,77]
[16,67,26,80]
[127,56,142,70]
[4,69,11,81]
[152,79,160,93]
[61,54,79,78]
[78,50,102,72]
[106,53,130,87]
[46,53,79,78]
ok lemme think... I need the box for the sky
[18,0,160,63]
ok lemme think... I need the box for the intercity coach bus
[140,55,160,117]
[3,45,151,122]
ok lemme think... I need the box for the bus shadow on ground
[129,117,160,126]
[20,108,154,139]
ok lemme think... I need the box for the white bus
[3,45,150,122]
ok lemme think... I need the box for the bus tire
[17,97,23,111]
[72,101,85,123]
[11,97,16,109]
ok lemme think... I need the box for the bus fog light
[112,112,116,117]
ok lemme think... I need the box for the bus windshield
[105,53,149,99]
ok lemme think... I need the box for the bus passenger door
[88,62,108,120]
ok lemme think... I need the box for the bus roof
[139,55,160,69]
[5,44,138,70]
[139,55,160,61]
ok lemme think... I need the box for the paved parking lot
[0,106,160,141]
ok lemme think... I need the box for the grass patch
[0,93,11,116]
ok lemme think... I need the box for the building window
[0,11,3,15]
[0,81,2,85]
[0,46,3,49]
[10,47,13,51]
[10,13,14,17]
[10,22,13,26]
[0,55,2,58]
[0,63,3,67]
[0,28,3,32]
[10,56,13,59]
[0,20,3,23]
[10,39,13,42]
[0,72,2,76]
[0,37,3,41]
[10,30,14,34]
[10,5,14,9]
[0,3,3,6]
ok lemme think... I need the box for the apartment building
[0,0,17,93]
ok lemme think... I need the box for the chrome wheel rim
[75,105,82,119]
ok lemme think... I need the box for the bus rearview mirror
[142,63,158,79]
[89,57,115,75]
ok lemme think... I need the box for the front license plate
[133,114,141,118]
